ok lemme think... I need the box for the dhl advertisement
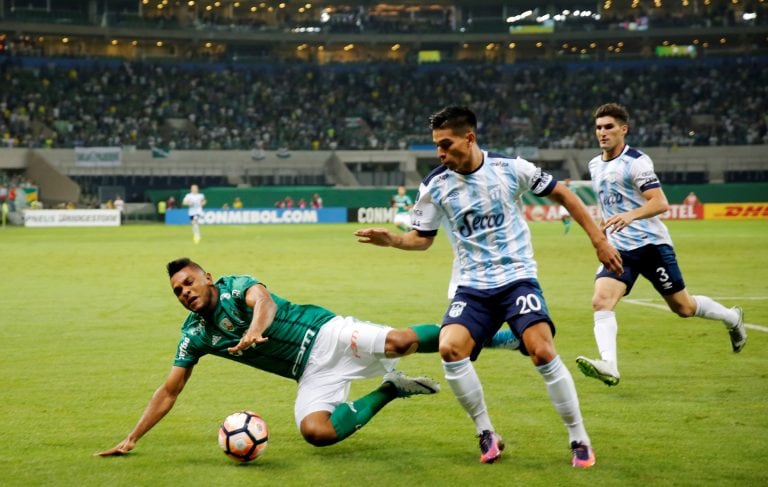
[704,203,768,220]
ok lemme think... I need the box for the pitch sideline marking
[624,298,768,333]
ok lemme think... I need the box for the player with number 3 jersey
[576,103,746,389]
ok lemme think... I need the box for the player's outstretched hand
[354,228,396,247]
[227,332,269,355]
[95,439,135,457]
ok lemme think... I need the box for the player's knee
[522,324,556,366]
[300,424,338,447]
[591,294,612,312]
[438,341,468,362]
[526,341,556,366]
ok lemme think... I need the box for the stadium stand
[0,0,766,206]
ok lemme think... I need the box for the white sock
[537,355,590,445]
[442,358,493,434]
[594,310,618,364]
[693,295,739,328]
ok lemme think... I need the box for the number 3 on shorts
[656,266,670,283]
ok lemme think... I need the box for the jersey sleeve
[410,182,441,236]
[173,331,204,367]
[513,158,557,197]
[632,155,661,192]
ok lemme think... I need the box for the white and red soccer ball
[218,411,269,462]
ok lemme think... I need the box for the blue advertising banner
[165,208,347,225]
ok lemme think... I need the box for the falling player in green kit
[98,257,520,456]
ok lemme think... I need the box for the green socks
[329,387,395,441]
[409,324,440,353]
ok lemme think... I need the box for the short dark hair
[166,257,204,278]
[429,106,477,132]
[594,103,629,124]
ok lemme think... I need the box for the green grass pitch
[0,220,766,486]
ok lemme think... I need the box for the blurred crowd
[0,56,765,151]
[117,2,767,35]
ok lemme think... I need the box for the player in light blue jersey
[356,106,623,468]
[576,103,746,388]
[97,257,446,457]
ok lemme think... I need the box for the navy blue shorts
[442,279,554,359]
[596,243,685,296]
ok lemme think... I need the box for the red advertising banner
[522,204,703,221]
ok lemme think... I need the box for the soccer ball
[218,411,269,462]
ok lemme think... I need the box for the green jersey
[393,194,412,214]
[173,275,336,380]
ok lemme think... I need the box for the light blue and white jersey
[412,150,557,290]
[588,145,673,251]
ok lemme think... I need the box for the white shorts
[393,212,411,228]
[294,316,398,427]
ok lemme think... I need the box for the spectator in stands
[233,197,244,209]
[684,191,701,206]
[8,187,16,211]
[311,193,323,209]
[166,196,176,210]
[575,103,746,389]
[298,198,307,209]
[157,198,167,222]
[284,196,295,209]
[1,58,765,152]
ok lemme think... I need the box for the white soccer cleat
[576,356,620,386]
[728,306,746,353]
[383,371,440,398]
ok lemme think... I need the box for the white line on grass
[624,298,768,333]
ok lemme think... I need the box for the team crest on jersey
[219,318,235,331]
[488,186,501,200]
[449,301,467,318]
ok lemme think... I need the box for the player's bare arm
[549,182,623,275]
[602,187,669,234]
[227,284,276,354]
[354,228,434,250]
[96,366,193,457]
